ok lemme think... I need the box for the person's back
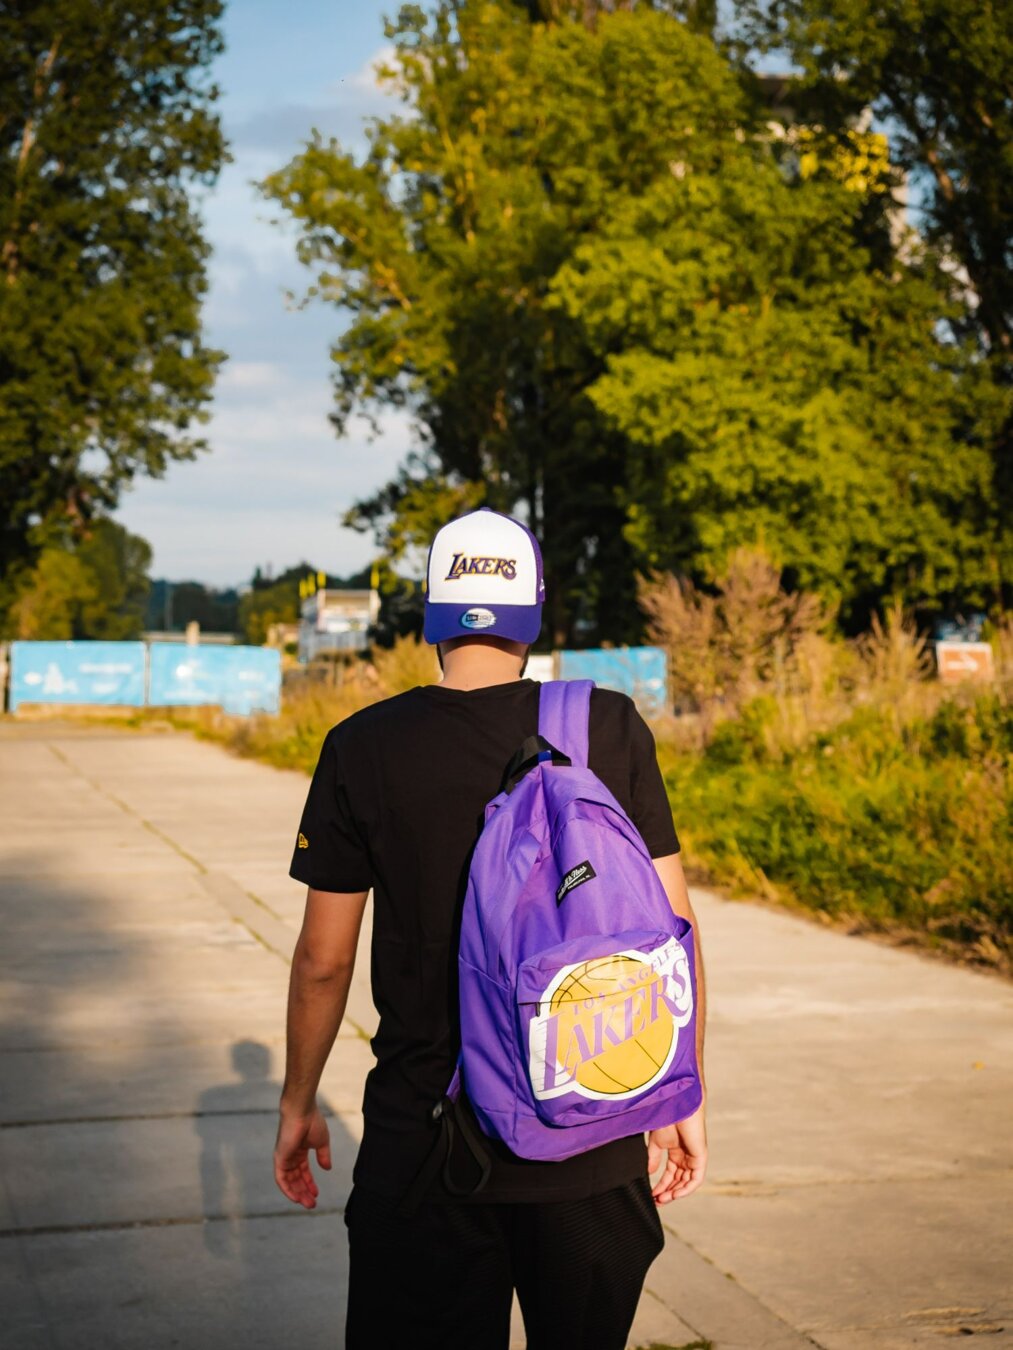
[274,509,708,1349]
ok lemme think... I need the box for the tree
[239,580,298,647]
[736,0,1013,577]
[145,579,241,633]
[264,1,1002,637]
[515,0,717,32]
[549,91,1003,621]
[239,562,333,645]
[8,517,152,639]
[75,518,153,638]
[9,548,97,639]
[737,0,1011,356]
[0,0,227,612]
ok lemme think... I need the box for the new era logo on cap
[423,508,544,645]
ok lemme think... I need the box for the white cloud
[217,360,287,391]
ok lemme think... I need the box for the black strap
[396,1102,453,1218]
[501,734,571,794]
[441,1099,493,1197]
[395,1095,492,1216]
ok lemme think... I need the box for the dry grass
[642,554,1011,972]
[59,594,1007,971]
[640,553,961,754]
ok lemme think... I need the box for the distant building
[298,588,380,662]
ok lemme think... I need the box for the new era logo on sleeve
[555,860,596,906]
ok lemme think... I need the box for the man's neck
[438,638,527,690]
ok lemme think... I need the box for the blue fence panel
[557,646,668,716]
[220,647,282,715]
[9,641,146,712]
[148,644,280,715]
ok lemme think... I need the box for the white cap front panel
[427,512,539,605]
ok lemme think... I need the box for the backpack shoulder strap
[537,679,593,769]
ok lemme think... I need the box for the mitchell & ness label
[555,860,596,905]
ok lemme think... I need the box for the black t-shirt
[289,678,680,1202]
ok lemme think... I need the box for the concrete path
[1,722,1010,1350]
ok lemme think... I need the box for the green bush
[657,692,1013,970]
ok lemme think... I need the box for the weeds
[116,581,1010,972]
[657,691,1012,972]
[641,552,1011,970]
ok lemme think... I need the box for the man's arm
[647,852,708,1204]
[653,852,706,1082]
[274,886,368,1209]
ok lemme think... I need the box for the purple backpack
[453,679,702,1163]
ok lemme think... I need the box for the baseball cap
[423,507,545,645]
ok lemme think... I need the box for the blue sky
[114,0,406,587]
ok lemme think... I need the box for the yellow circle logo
[552,954,674,1095]
[528,939,693,1102]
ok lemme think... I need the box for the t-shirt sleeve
[289,728,373,892]
[628,704,680,858]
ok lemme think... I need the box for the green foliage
[265,0,1003,636]
[516,0,715,32]
[145,579,240,634]
[263,2,699,644]
[239,579,300,647]
[658,692,1013,969]
[735,0,1012,357]
[8,548,97,640]
[734,0,1013,582]
[8,517,152,639]
[0,0,227,595]
[548,44,1003,617]
[75,517,153,639]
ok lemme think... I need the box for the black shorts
[344,1175,665,1350]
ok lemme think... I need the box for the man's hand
[648,1104,707,1204]
[273,1105,332,1209]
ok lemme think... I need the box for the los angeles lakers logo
[528,938,693,1101]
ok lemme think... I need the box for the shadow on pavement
[0,857,360,1349]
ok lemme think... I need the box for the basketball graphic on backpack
[551,954,676,1095]
[528,938,694,1103]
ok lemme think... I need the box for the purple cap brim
[423,600,542,645]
